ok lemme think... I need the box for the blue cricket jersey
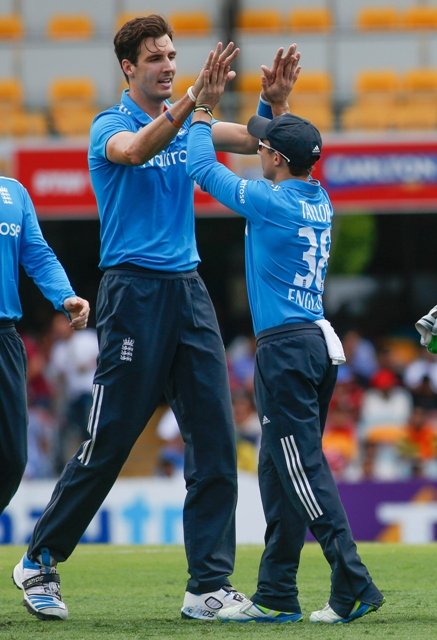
[0,177,76,321]
[186,123,333,336]
[88,90,200,271]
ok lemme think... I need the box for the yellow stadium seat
[403,67,437,95]
[168,11,211,35]
[402,5,437,29]
[341,103,397,131]
[115,13,144,32]
[47,14,94,40]
[50,106,98,136]
[0,14,24,39]
[171,74,197,100]
[356,6,400,30]
[355,69,401,104]
[0,112,48,137]
[401,68,437,114]
[236,9,282,33]
[288,7,333,32]
[49,77,96,107]
[0,78,23,113]
[48,77,97,137]
[394,104,437,130]
[291,104,334,132]
[293,70,333,108]
[237,72,263,94]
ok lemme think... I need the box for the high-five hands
[193,41,240,110]
[261,44,302,110]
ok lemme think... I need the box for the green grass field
[0,543,434,639]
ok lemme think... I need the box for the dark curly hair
[114,15,173,82]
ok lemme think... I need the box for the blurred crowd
[225,328,437,482]
[21,312,98,480]
[21,318,437,483]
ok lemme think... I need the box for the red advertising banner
[13,145,232,218]
[14,147,97,218]
[12,137,437,218]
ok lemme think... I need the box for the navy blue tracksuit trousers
[251,323,383,617]
[28,268,237,594]
[0,323,27,513]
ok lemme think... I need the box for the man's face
[124,34,177,101]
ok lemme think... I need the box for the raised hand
[260,44,301,112]
[193,41,240,109]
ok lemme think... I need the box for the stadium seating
[292,104,334,132]
[48,77,98,136]
[402,67,437,100]
[356,6,400,31]
[355,69,401,105]
[291,70,334,131]
[292,70,333,104]
[0,13,24,39]
[168,11,211,35]
[237,72,263,95]
[115,13,142,31]
[340,69,400,131]
[3,1,437,135]
[288,7,333,32]
[0,78,23,114]
[402,4,437,30]
[49,77,96,107]
[394,104,437,130]
[0,77,48,136]
[237,69,334,131]
[171,74,198,100]
[47,13,94,40]
[0,111,48,137]
[236,9,282,33]
[341,103,395,131]
[395,67,437,129]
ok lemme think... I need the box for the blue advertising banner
[2,476,437,545]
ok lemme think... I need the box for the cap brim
[247,115,271,139]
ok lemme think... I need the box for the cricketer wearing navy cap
[247,113,322,171]
[186,53,385,625]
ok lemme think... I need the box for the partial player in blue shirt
[186,59,384,626]
[0,175,89,535]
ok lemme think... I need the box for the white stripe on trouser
[280,435,323,521]
[78,383,103,466]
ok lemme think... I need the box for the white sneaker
[181,585,250,621]
[310,598,385,624]
[310,603,343,623]
[12,554,68,620]
[217,600,303,624]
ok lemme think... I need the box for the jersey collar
[120,89,171,127]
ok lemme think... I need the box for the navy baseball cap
[247,113,322,167]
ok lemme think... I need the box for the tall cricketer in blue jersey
[12,14,304,624]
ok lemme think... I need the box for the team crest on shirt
[120,337,135,362]
[0,186,13,204]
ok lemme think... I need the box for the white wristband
[187,85,197,102]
